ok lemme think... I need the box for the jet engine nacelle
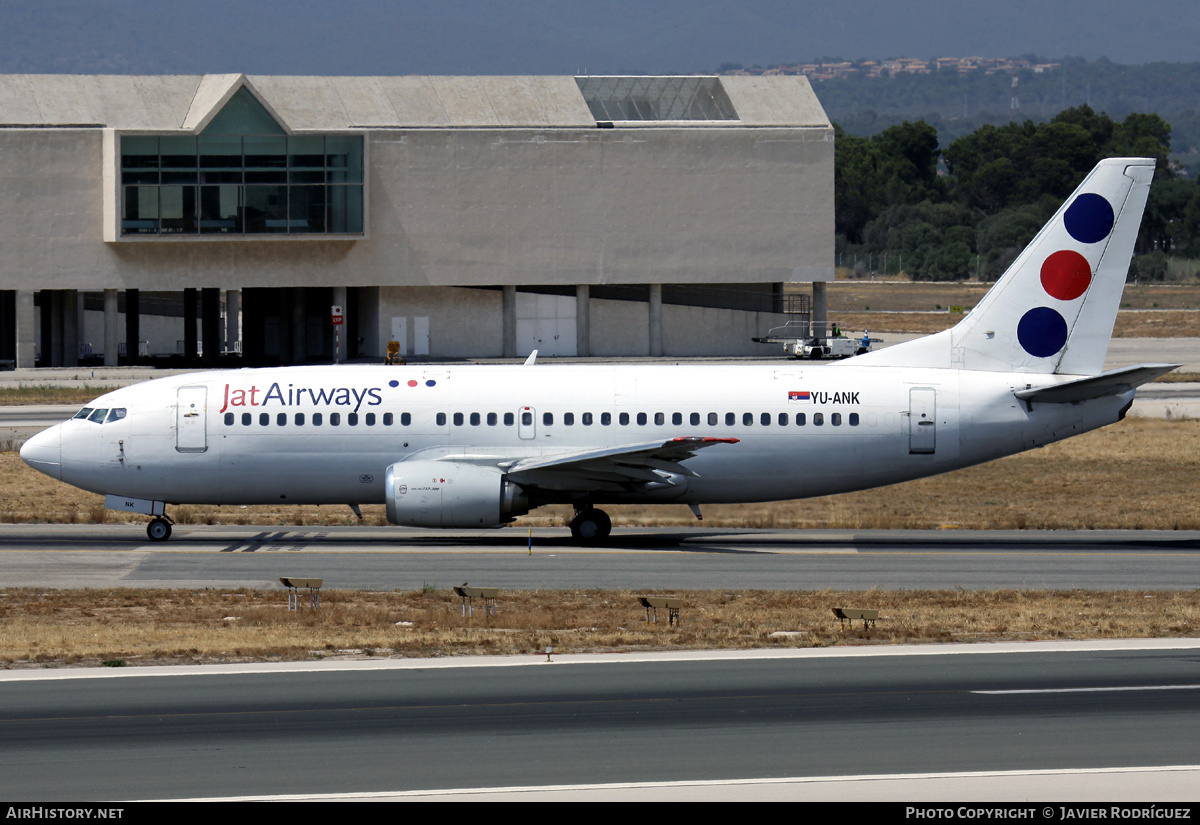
[385,460,529,528]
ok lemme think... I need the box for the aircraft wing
[1015,364,1179,404]
[505,436,739,491]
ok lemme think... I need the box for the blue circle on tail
[1017,307,1068,357]
[1063,193,1114,243]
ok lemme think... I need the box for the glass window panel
[198,135,242,184]
[289,135,325,176]
[245,135,287,184]
[325,135,364,184]
[203,87,286,135]
[327,185,363,233]
[123,186,159,234]
[159,136,197,185]
[158,186,197,233]
[199,185,242,234]
[289,185,326,233]
[243,185,287,233]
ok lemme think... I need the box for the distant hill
[747,58,1200,175]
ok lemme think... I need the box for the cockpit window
[74,407,126,424]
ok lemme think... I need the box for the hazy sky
[2,0,1197,75]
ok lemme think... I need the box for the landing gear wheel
[147,517,172,542]
[569,509,612,542]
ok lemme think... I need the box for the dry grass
[831,309,1200,337]
[1,587,1195,668]
[5,417,1197,531]
[0,386,115,406]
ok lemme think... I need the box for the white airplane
[21,158,1173,543]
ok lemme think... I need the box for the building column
[183,288,198,363]
[103,289,118,366]
[575,285,590,358]
[502,285,517,358]
[225,289,240,355]
[332,285,347,363]
[62,290,79,367]
[812,281,827,338]
[291,287,306,364]
[648,283,663,357]
[201,288,220,365]
[15,290,35,368]
[124,289,140,365]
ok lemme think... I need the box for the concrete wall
[0,125,832,293]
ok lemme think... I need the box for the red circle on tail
[1040,250,1092,301]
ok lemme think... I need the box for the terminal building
[0,73,833,367]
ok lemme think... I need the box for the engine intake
[385,460,529,528]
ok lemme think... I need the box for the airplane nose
[20,425,62,480]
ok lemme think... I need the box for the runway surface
[3,524,1200,590]
[2,641,1198,801]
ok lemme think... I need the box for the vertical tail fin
[853,158,1154,375]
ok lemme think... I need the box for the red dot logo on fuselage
[1017,192,1113,358]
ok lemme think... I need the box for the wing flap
[507,436,739,491]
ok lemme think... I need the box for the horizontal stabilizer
[1014,364,1179,403]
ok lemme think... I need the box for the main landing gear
[147,516,174,542]
[568,507,611,542]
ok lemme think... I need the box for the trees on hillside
[835,107,1197,280]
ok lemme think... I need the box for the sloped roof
[0,74,830,130]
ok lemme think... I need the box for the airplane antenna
[523,350,538,366]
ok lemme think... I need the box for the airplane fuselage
[44,362,1130,509]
